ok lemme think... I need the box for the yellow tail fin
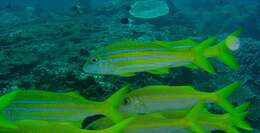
[204,30,241,70]
[192,36,218,74]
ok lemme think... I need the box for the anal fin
[148,68,169,75]
[119,73,135,77]
[186,64,199,69]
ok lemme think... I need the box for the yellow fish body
[85,103,252,133]
[83,31,240,76]
[0,86,128,129]
[119,82,240,116]
[0,118,134,133]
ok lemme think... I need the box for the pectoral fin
[0,114,16,129]
[155,39,198,49]
[71,121,83,128]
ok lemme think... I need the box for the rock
[129,0,169,19]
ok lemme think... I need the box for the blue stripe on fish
[4,107,86,112]
[4,111,95,121]
[12,100,83,104]
[172,45,193,49]
[8,115,87,121]
[118,61,176,70]
[100,55,176,63]
[116,60,191,74]
[99,45,193,57]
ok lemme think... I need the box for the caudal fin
[214,82,241,114]
[186,102,208,133]
[192,36,218,74]
[204,30,241,70]
[213,83,253,132]
[0,90,20,129]
[102,85,129,122]
[222,102,252,133]
[233,102,252,131]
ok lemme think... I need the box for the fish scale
[3,91,98,122]
[101,50,190,75]
[119,82,240,116]
[84,31,240,76]
[0,85,130,129]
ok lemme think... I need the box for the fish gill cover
[0,0,259,132]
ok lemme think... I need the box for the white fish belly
[141,98,199,113]
[125,127,193,133]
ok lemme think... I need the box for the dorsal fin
[65,91,81,97]
[92,40,162,56]
[154,39,199,49]
[64,91,90,102]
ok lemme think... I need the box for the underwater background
[0,0,259,132]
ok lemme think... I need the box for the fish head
[83,56,117,75]
[119,96,146,114]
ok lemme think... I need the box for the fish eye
[90,57,99,63]
[123,97,130,105]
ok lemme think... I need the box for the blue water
[0,0,259,132]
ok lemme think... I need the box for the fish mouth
[83,61,117,75]
[83,63,110,75]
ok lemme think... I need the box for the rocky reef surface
[0,0,259,132]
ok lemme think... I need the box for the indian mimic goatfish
[83,30,241,77]
[119,82,241,116]
[88,103,252,133]
[0,118,134,133]
[0,86,128,129]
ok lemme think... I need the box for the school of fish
[0,30,253,133]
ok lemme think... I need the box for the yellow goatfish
[119,82,241,116]
[87,103,252,133]
[159,102,252,133]
[83,30,240,77]
[0,117,134,133]
[0,86,128,129]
